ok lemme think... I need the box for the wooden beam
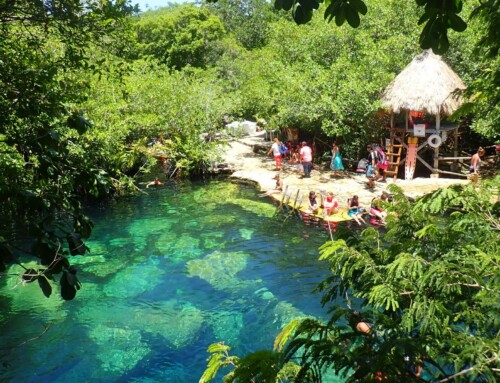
[436,169,468,177]
[453,128,459,171]
[438,156,472,161]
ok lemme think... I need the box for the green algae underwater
[0,180,343,383]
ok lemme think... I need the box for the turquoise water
[0,180,336,382]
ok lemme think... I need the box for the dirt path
[220,137,468,208]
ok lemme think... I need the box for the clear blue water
[0,180,337,382]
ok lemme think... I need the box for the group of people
[306,191,387,225]
[267,139,345,179]
[268,139,315,177]
[307,191,340,217]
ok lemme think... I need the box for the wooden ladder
[385,143,403,179]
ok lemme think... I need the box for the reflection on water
[0,180,342,383]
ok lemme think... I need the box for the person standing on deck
[300,141,313,178]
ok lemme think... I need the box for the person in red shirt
[323,192,339,216]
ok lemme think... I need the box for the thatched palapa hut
[381,50,467,179]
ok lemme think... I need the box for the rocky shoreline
[220,136,469,209]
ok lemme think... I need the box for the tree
[448,0,500,140]
[0,1,135,300]
[134,5,226,69]
[203,0,470,54]
[201,177,500,382]
[207,0,279,49]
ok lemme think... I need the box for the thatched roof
[381,50,466,116]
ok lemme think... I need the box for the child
[307,191,319,214]
[347,195,366,226]
[370,193,388,224]
[259,173,283,197]
[323,192,339,216]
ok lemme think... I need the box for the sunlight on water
[0,180,344,383]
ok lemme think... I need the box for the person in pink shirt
[299,141,313,178]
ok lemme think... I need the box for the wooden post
[292,190,300,211]
[452,127,459,171]
[432,112,441,178]
[280,185,289,207]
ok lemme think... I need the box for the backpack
[279,142,288,156]
[357,158,368,170]
[376,147,389,169]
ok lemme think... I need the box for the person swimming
[146,177,163,188]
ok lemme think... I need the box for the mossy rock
[137,299,203,349]
[273,301,308,329]
[210,310,244,345]
[103,258,164,298]
[186,250,248,291]
[88,324,150,374]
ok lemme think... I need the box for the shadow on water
[0,180,346,383]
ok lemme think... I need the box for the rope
[324,215,352,310]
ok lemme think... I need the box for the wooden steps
[386,142,403,180]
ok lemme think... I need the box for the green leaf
[207,342,231,353]
[319,240,347,260]
[335,4,346,26]
[60,270,81,300]
[418,11,431,25]
[38,276,53,298]
[67,233,88,256]
[324,0,341,22]
[299,0,320,11]
[274,318,305,351]
[349,0,367,15]
[276,0,295,11]
[344,4,360,28]
[293,4,313,24]
[448,13,467,32]
[434,31,449,55]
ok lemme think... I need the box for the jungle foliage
[0,0,138,300]
[0,0,498,300]
[201,177,500,382]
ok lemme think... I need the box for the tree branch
[438,356,498,383]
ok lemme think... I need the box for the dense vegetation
[0,0,498,380]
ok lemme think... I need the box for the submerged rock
[137,299,203,349]
[103,258,164,298]
[192,183,241,205]
[128,217,172,251]
[156,232,203,262]
[186,250,248,291]
[239,228,253,240]
[229,198,277,218]
[273,301,308,329]
[88,324,150,374]
[209,310,244,344]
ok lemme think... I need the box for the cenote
[0,180,340,383]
